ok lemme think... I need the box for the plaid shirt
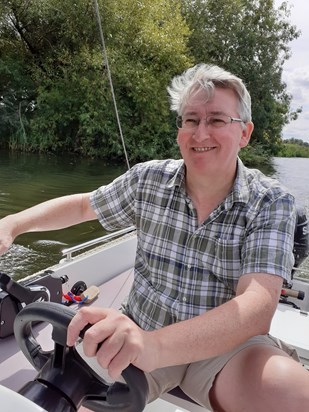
[90,158,296,331]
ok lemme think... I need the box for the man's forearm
[150,274,281,370]
[2,193,96,238]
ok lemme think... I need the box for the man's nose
[192,121,210,141]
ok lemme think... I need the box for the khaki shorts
[144,334,299,411]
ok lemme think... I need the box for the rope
[92,0,131,170]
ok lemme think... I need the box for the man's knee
[210,344,309,412]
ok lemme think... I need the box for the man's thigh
[145,364,189,403]
[209,341,308,412]
[179,335,295,411]
[145,335,299,410]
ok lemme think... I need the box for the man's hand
[67,307,158,380]
[0,217,16,256]
[0,193,97,257]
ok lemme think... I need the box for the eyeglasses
[176,114,244,130]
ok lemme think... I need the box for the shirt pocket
[211,237,242,293]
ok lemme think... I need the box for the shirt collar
[166,157,250,205]
[229,157,250,205]
[166,160,186,189]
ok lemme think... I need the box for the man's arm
[0,193,97,255]
[151,272,282,368]
[67,272,283,379]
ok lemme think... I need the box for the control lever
[0,272,50,306]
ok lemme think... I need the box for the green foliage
[277,141,309,158]
[282,138,309,147]
[0,0,191,161]
[181,0,301,156]
[0,42,35,148]
[0,0,301,163]
[239,143,272,167]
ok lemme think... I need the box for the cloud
[283,67,309,106]
[276,0,309,142]
[282,68,309,142]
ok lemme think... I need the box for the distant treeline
[0,0,301,164]
[278,139,309,158]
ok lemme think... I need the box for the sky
[274,0,309,143]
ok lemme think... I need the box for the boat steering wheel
[13,301,148,412]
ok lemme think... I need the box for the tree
[0,0,191,161]
[181,0,301,154]
[1,0,300,161]
[0,0,99,150]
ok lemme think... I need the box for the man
[1,64,309,411]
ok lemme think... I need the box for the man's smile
[192,147,216,152]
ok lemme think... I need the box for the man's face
[177,87,253,180]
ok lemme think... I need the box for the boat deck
[1,230,308,412]
[0,268,206,411]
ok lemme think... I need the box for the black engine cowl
[293,207,309,274]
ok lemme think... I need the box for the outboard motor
[281,207,309,307]
[292,207,309,277]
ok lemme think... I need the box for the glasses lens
[176,116,183,129]
[177,115,241,130]
[206,115,229,128]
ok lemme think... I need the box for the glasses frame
[176,115,244,130]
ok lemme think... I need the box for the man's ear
[239,121,254,148]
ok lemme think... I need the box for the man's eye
[184,118,199,126]
[208,117,226,126]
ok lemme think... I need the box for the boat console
[0,270,64,338]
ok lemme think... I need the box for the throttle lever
[281,287,305,300]
[0,272,50,305]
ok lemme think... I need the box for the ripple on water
[0,243,62,280]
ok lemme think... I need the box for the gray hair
[167,64,252,122]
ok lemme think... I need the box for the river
[0,151,308,279]
[0,151,126,279]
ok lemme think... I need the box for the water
[271,157,309,210]
[0,150,126,279]
[0,152,308,279]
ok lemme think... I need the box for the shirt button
[187,264,192,269]
[182,297,187,302]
